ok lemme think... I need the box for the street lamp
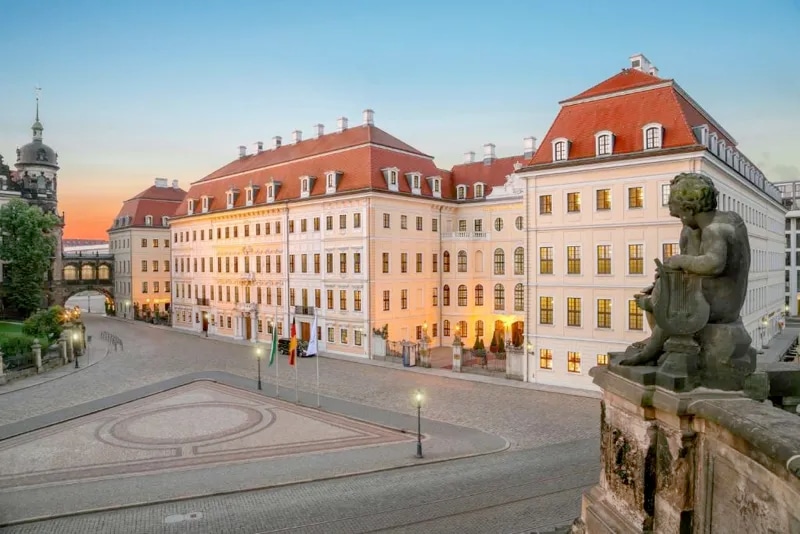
[255,344,263,390]
[414,390,424,458]
[73,331,80,368]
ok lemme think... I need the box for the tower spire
[32,86,43,141]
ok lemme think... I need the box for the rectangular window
[141,260,148,272]
[567,246,581,274]
[383,213,390,228]
[339,290,347,310]
[401,215,408,229]
[354,252,361,274]
[597,353,609,365]
[327,327,334,343]
[567,192,581,213]
[628,244,644,274]
[340,252,347,273]
[340,329,348,345]
[382,252,389,273]
[539,247,553,274]
[628,186,644,208]
[354,290,362,311]
[539,296,553,325]
[326,253,333,273]
[339,214,347,229]
[300,219,307,232]
[432,218,438,232]
[567,297,581,327]
[597,245,611,274]
[401,253,408,273]
[416,253,423,273]
[314,253,320,273]
[432,253,438,273]
[458,252,467,272]
[326,216,333,231]
[301,254,308,273]
[416,216,423,231]
[628,299,644,330]
[432,288,438,306]
[327,290,334,309]
[354,213,361,228]
[662,243,679,260]
[567,352,581,373]
[596,189,611,210]
[314,217,320,231]
[661,184,671,206]
[355,330,362,346]
[539,349,553,369]
[597,299,611,328]
[288,220,295,233]
[289,255,295,273]
[401,289,408,309]
[383,290,390,311]
[539,195,552,215]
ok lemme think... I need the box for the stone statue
[615,173,757,391]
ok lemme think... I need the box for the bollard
[32,339,43,373]
[0,348,6,385]
[59,332,68,364]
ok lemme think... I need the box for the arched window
[514,283,525,311]
[494,283,505,310]
[458,320,468,339]
[514,247,524,275]
[443,251,451,272]
[475,250,483,272]
[475,320,484,339]
[144,215,153,226]
[81,264,95,280]
[98,265,111,280]
[643,123,663,149]
[458,284,468,306]
[63,265,78,280]
[458,250,468,272]
[494,248,505,275]
[443,285,451,306]
[475,284,484,306]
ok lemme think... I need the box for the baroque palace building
[517,54,785,389]
[169,54,785,390]
[108,178,186,320]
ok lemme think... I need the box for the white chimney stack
[256,141,264,153]
[292,130,303,143]
[172,179,179,189]
[629,53,658,76]
[273,136,282,149]
[362,109,374,126]
[154,177,168,188]
[523,137,537,159]
[314,123,325,137]
[483,143,496,165]
[238,145,247,158]
[337,116,349,132]
[464,151,476,164]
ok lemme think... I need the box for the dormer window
[325,171,342,195]
[300,175,316,198]
[161,216,169,227]
[244,183,259,206]
[266,181,281,203]
[717,140,726,159]
[552,138,570,161]
[709,132,718,153]
[594,131,614,156]
[381,167,400,192]
[144,215,153,226]
[201,195,211,213]
[456,185,467,200]
[474,183,485,199]
[187,199,195,215]
[643,123,663,150]
[405,172,422,195]
[428,176,442,199]
[225,188,239,209]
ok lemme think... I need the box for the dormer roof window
[643,123,663,150]
[381,167,400,192]
[161,216,169,227]
[300,175,316,198]
[594,131,614,156]
[187,199,195,215]
[201,195,212,213]
[325,171,342,195]
[266,180,281,203]
[709,132,718,153]
[456,185,467,200]
[427,176,442,199]
[226,187,239,209]
[717,140,726,159]
[552,138,570,162]
[144,215,153,226]
[406,172,422,195]
[244,183,259,206]
[474,183,485,199]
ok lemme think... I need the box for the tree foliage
[0,153,11,180]
[0,199,58,317]
[22,305,65,342]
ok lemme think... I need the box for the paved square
[0,381,413,491]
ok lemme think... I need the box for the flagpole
[275,308,279,398]
[315,313,320,408]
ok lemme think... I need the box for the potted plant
[473,337,487,365]
[495,335,506,360]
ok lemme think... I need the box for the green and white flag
[268,313,278,367]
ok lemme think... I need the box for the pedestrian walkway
[757,326,799,364]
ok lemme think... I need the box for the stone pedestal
[506,347,524,380]
[59,332,68,364]
[452,339,463,372]
[66,331,74,362]
[32,340,43,373]
[579,366,747,533]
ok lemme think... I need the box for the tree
[0,199,58,317]
[0,154,11,180]
[22,305,65,343]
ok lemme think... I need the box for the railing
[442,231,489,240]
[62,278,113,285]
[294,306,315,315]
[460,348,507,374]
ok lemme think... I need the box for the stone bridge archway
[52,252,115,311]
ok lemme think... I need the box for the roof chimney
[292,130,303,143]
[483,143,496,165]
[172,179,179,189]
[314,123,325,137]
[523,137,537,159]
[337,116,348,132]
[238,145,247,158]
[154,177,168,188]
[256,141,264,153]
[273,136,282,149]
[629,53,658,76]
[464,151,475,164]
[362,109,374,126]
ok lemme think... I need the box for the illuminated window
[596,189,611,210]
[539,195,552,214]
[597,245,611,275]
[567,352,581,373]
[628,244,644,274]
[567,297,581,327]
[494,284,505,310]
[540,247,553,274]
[567,192,581,213]
[597,299,611,328]
[628,299,644,330]
[539,349,553,369]
[567,246,581,274]
[539,296,553,325]
[628,186,644,209]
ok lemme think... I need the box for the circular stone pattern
[109,403,264,446]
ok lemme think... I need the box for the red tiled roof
[561,68,667,103]
[449,156,524,199]
[111,184,187,229]
[199,125,430,183]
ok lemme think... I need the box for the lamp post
[255,345,263,390]
[73,331,80,368]
[414,390,424,458]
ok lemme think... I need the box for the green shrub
[1,334,35,357]
[22,306,64,341]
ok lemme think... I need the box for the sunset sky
[2,0,798,239]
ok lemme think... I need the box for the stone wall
[579,368,800,533]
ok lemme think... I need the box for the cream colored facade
[520,150,785,390]
[109,227,173,319]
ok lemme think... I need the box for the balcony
[442,231,489,240]
[295,306,315,315]
[196,298,210,306]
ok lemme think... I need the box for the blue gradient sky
[1,0,799,238]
